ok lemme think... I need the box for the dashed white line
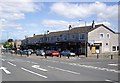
[48,66,80,75]
[21,67,47,78]
[7,62,16,66]
[31,62,38,64]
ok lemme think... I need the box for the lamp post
[78,20,87,57]
[25,36,29,56]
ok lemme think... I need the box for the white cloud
[42,19,81,31]
[0,1,43,30]
[51,2,118,20]
[42,19,113,32]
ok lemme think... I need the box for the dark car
[45,50,60,57]
[60,50,76,56]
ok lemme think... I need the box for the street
[0,53,119,82]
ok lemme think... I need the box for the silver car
[61,50,76,56]
[36,50,45,56]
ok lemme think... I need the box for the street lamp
[78,20,87,57]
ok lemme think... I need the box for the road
[0,53,119,82]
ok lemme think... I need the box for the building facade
[21,24,119,56]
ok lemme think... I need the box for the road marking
[27,61,31,63]
[108,64,118,66]
[31,62,38,64]
[105,79,112,82]
[32,65,47,72]
[7,62,16,66]
[69,63,120,73]
[0,67,11,74]
[21,67,47,78]
[0,59,5,61]
[48,66,80,75]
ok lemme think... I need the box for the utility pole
[79,20,87,57]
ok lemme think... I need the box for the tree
[8,39,13,42]
[3,42,13,49]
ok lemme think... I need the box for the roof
[23,24,116,40]
[69,24,115,34]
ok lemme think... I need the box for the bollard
[45,55,47,59]
[111,55,113,59]
[68,55,69,59]
[60,54,61,58]
[97,54,99,59]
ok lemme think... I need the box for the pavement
[0,53,119,82]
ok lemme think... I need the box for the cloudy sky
[0,0,119,42]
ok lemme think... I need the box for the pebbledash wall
[88,25,119,57]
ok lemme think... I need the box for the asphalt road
[0,53,119,82]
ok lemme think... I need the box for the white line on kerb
[21,67,47,78]
[48,66,80,75]
[105,79,112,82]
[7,62,16,66]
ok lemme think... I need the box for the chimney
[33,34,35,37]
[68,25,72,30]
[92,20,95,28]
[47,30,49,34]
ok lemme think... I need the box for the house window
[72,35,74,38]
[80,33,85,39]
[100,33,104,38]
[106,43,108,45]
[117,46,119,51]
[112,46,116,51]
[107,33,110,38]
[57,37,59,41]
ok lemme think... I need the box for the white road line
[32,65,47,72]
[0,67,11,74]
[69,63,120,73]
[108,64,118,66]
[105,79,112,82]
[0,59,5,61]
[7,62,16,66]
[48,66,80,75]
[21,67,47,78]
[31,62,38,64]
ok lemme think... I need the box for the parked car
[28,49,34,54]
[9,50,15,54]
[45,50,60,57]
[23,50,32,55]
[36,50,45,56]
[60,50,76,56]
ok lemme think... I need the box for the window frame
[100,33,104,39]
[106,33,110,39]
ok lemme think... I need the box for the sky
[0,0,119,42]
